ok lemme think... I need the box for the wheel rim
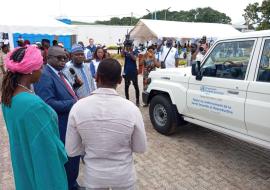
[153,104,167,127]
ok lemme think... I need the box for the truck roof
[218,30,270,41]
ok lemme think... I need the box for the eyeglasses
[51,55,68,62]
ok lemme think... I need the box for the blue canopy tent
[0,16,77,50]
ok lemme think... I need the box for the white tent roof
[0,16,76,35]
[130,19,241,41]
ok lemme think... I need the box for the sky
[3,0,263,24]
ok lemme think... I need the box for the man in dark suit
[34,46,81,190]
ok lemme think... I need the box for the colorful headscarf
[4,45,43,74]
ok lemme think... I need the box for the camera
[199,46,204,52]
[199,36,207,44]
[123,34,134,48]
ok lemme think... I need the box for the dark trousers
[124,75,139,103]
[117,47,122,54]
[65,156,81,190]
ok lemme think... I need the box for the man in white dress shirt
[65,58,147,190]
[159,38,179,68]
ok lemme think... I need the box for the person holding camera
[121,40,140,106]
[195,36,209,62]
[196,43,208,62]
[63,44,96,99]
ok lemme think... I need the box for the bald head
[47,46,67,71]
[48,46,66,57]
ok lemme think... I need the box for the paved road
[1,75,270,190]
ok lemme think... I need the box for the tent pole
[8,32,14,50]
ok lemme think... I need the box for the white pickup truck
[143,30,270,149]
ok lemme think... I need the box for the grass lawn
[110,53,187,67]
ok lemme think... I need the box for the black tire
[149,94,179,135]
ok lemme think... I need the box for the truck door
[187,39,256,134]
[246,38,270,142]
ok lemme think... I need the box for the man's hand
[73,76,84,89]
[75,75,84,86]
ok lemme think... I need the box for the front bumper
[142,91,150,105]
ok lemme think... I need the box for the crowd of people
[0,35,209,190]
[1,37,147,190]
[122,36,210,94]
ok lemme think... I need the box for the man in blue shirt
[85,38,97,62]
[122,44,140,106]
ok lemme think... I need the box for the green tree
[243,0,270,30]
[95,17,139,26]
[194,8,231,24]
[94,7,231,25]
[142,7,231,24]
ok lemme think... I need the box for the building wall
[75,25,133,47]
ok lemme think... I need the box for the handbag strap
[163,47,173,63]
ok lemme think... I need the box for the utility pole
[146,9,153,19]
[131,12,133,25]
[165,7,171,20]
[194,12,199,22]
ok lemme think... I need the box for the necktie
[58,71,78,100]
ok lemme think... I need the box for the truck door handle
[160,77,170,80]
[227,90,239,95]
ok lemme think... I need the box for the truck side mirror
[191,61,203,80]
[191,61,201,76]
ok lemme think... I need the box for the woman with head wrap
[1,45,68,190]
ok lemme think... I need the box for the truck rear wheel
[149,95,179,135]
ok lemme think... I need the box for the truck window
[257,39,270,82]
[201,40,254,80]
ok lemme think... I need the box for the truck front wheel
[149,95,179,135]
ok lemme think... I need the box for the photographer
[121,35,140,106]
[196,43,208,62]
